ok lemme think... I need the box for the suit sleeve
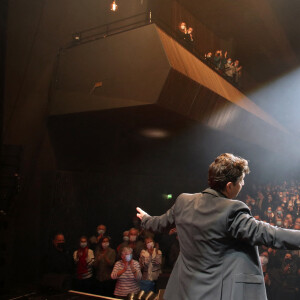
[141,203,176,233]
[227,201,300,249]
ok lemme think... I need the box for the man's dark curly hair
[208,153,250,192]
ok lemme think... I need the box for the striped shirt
[111,260,142,296]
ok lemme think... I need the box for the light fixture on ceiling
[111,1,118,11]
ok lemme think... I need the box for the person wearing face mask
[96,224,107,242]
[111,247,142,298]
[139,237,162,292]
[73,236,95,292]
[41,232,73,291]
[276,253,298,299]
[224,58,235,80]
[94,236,116,297]
[275,206,284,219]
[89,224,107,251]
[128,228,144,260]
[264,206,275,223]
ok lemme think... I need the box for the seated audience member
[265,206,275,223]
[287,201,295,213]
[294,217,300,230]
[111,247,142,299]
[262,194,274,212]
[285,213,294,228]
[275,206,284,220]
[139,237,162,292]
[283,218,290,229]
[278,252,298,299]
[94,236,116,297]
[275,217,283,227]
[42,232,73,291]
[73,236,95,292]
[294,201,300,217]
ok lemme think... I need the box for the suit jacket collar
[202,188,228,199]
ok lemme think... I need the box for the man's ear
[225,181,233,192]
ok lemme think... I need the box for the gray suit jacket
[141,188,300,300]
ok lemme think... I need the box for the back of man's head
[208,153,250,192]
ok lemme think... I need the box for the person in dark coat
[136,153,300,300]
[41,233,73,291]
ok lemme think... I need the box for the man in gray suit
[136,153,300,300]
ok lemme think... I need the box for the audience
[44,179,300,299]
[94,236,116,297]
[139,237,162,292]
[41,233,73,291]
[73,236,95,292]
[127,228,144,260]
[111,247,142,299]
[89,224,107,251]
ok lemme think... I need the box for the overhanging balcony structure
[50,22,291,152]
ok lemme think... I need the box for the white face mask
[146,242,154,249]
[123,236,129,242]
[80,242,87,248]
[102,242,109,249]
[98,229,105,235]
[129,235,137,242]
[260,256,269,266]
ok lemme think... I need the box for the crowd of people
[42,180,300,300]
[241,181,300,300]
[204,50,242,86]
[41,223,173,299]
[176,22,243,88]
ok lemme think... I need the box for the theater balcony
[49,17,292,154]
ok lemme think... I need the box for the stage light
[167,194,173,200]
[111,1,118,11]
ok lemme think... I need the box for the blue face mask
[125,254,132,262]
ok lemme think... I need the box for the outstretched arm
[136,207,149,220]
[136,203,176,233]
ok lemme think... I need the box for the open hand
[136,207,148,220]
